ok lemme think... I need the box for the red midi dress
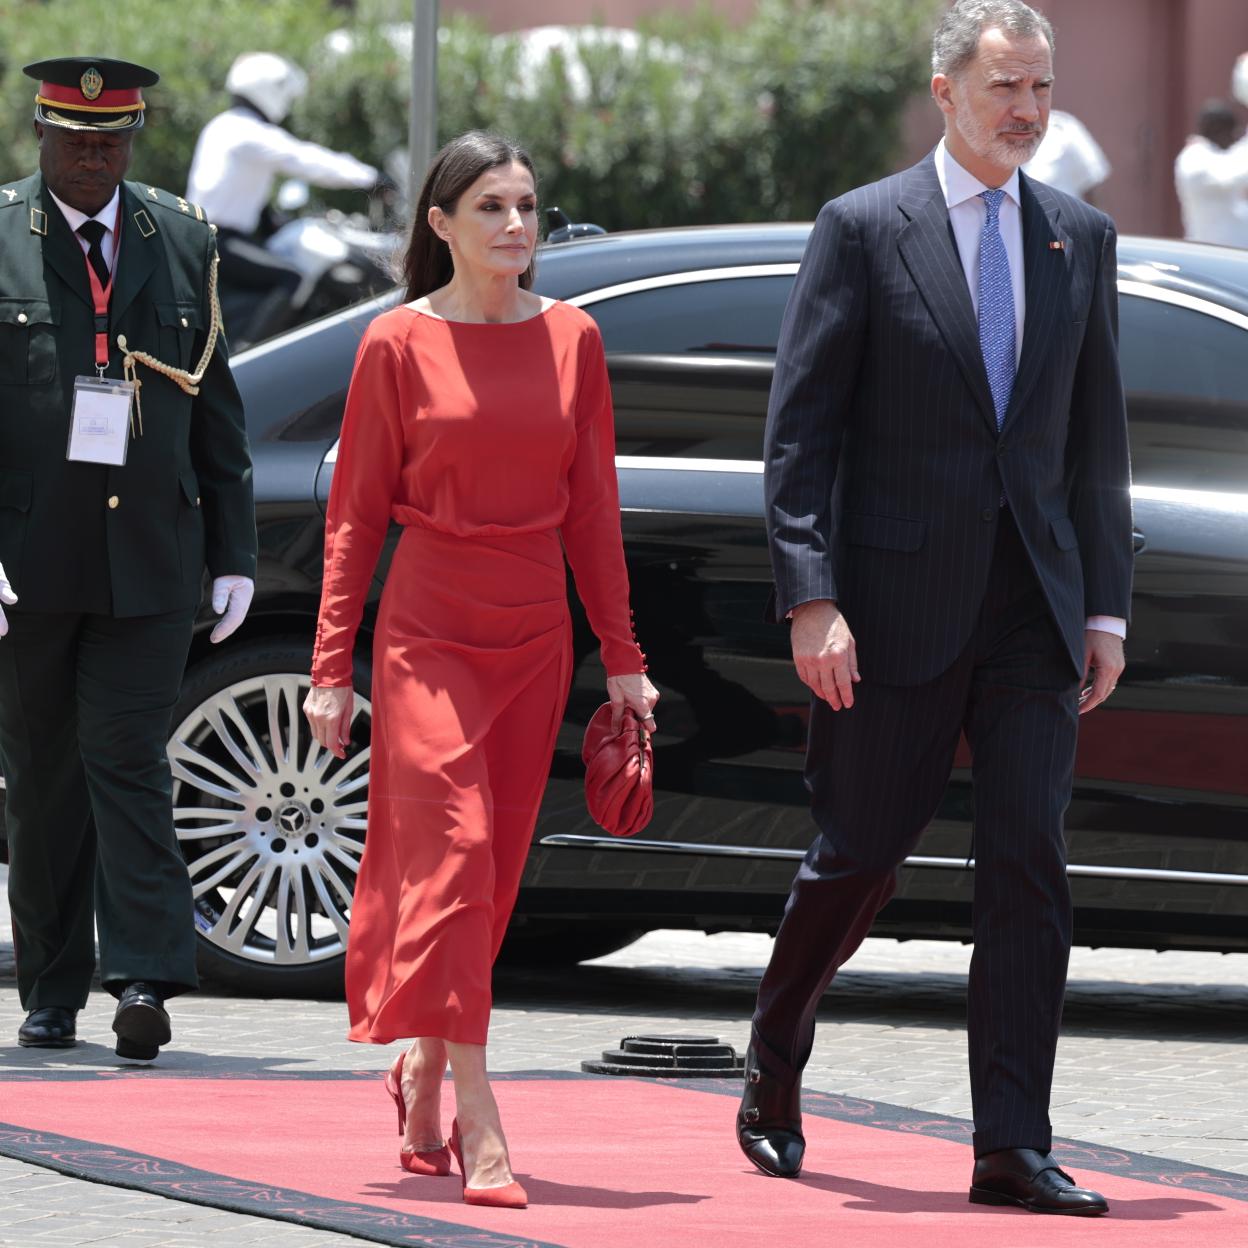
[311,301,643,1045]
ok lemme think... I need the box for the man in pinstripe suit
[738,0,1132,1216]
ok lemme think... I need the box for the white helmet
[226,52,308,124]
[1234,53,1248,110]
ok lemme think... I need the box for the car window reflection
[588,276,791,356]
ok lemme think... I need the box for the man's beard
[955,101,1044,168]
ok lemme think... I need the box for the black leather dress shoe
[970,1147,1109,1215]
[736,1043,805,1178]
[112,982,171,1061]
[17,1007,78,1048]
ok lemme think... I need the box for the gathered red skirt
[344,522,573,1044]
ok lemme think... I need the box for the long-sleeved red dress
[311,301,643,1044]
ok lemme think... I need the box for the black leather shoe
[736,1043,805,1178]
[17,1007,78,1048]
[970,1147,1109,1216]
[112,982,171,1061]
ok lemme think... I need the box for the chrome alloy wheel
[169,673,370,969]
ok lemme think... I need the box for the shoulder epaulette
[0,184,26,209]
[133,183,209,224]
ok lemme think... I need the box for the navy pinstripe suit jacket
[764,153,1134,686]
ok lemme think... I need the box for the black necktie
[77,219,110,287]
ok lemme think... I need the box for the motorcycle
[217,180,402,352]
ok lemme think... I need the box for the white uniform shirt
[49,185,121,274]
[1023,111,1111,200]
[186,107,378,234]
[1174,135,1248,248]
[935,140,1126,640]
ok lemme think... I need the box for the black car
[11,224,1247,994]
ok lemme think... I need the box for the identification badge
[67,375,134,466]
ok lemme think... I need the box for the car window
[586,275,792,356]
[1120,293,1248,490]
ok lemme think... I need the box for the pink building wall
[904,0,1248,236]
[447,0,1248,236]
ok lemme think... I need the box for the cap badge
[80,67,104,101]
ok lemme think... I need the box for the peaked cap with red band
[24,56,158,133]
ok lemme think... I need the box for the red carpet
[1,1072,1244,1248]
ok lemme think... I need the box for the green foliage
[306,1,943,228]
[0,0,339,192]
[1,0,942,228]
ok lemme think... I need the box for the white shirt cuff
[1086,615,1127,638]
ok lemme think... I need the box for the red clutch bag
[582,702,654,838]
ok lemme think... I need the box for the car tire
[169,637,371,998]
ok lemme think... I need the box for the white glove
[0,561,17,639]
[210,575,255,644]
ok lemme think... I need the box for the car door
[525,267,840,919]
[1059,286,1248,945]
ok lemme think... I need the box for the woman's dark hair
[402,130,538,302]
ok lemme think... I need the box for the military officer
[0,57,257,1059]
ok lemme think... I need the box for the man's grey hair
[931,0,1055,77]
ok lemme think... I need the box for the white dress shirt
[935,140,1125,640]
[187,107,378,234]
[48,185,121,275]
[1174,135,1248,249]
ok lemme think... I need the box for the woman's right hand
[303,685,354,759]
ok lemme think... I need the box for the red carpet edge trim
[0,1119,564,1248]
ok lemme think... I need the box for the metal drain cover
[582,1033,745,1078]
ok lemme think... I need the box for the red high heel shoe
[383,1052,452,1176]
[448,1118,528,1209]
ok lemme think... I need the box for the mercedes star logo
[279,806,306,834]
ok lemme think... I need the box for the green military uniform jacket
[0,174,255,615]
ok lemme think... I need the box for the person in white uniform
[1234,52,1248,113]
[187,52,380,331]
[1231,53,1248,184]
[1174,100,1248,249]
[1022,108,1110,200]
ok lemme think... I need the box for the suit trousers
[753,511,1081,1156]
[0,607,199,1009]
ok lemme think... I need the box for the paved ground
[1,862,1245,1245]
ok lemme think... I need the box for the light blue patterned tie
[978,189,1015,430]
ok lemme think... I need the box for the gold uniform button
[107,495,120,510]
[17,312,28,324]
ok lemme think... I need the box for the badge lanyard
[82,200,123,379]
[66,201,137,465]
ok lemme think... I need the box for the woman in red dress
[304,132,658,1209]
